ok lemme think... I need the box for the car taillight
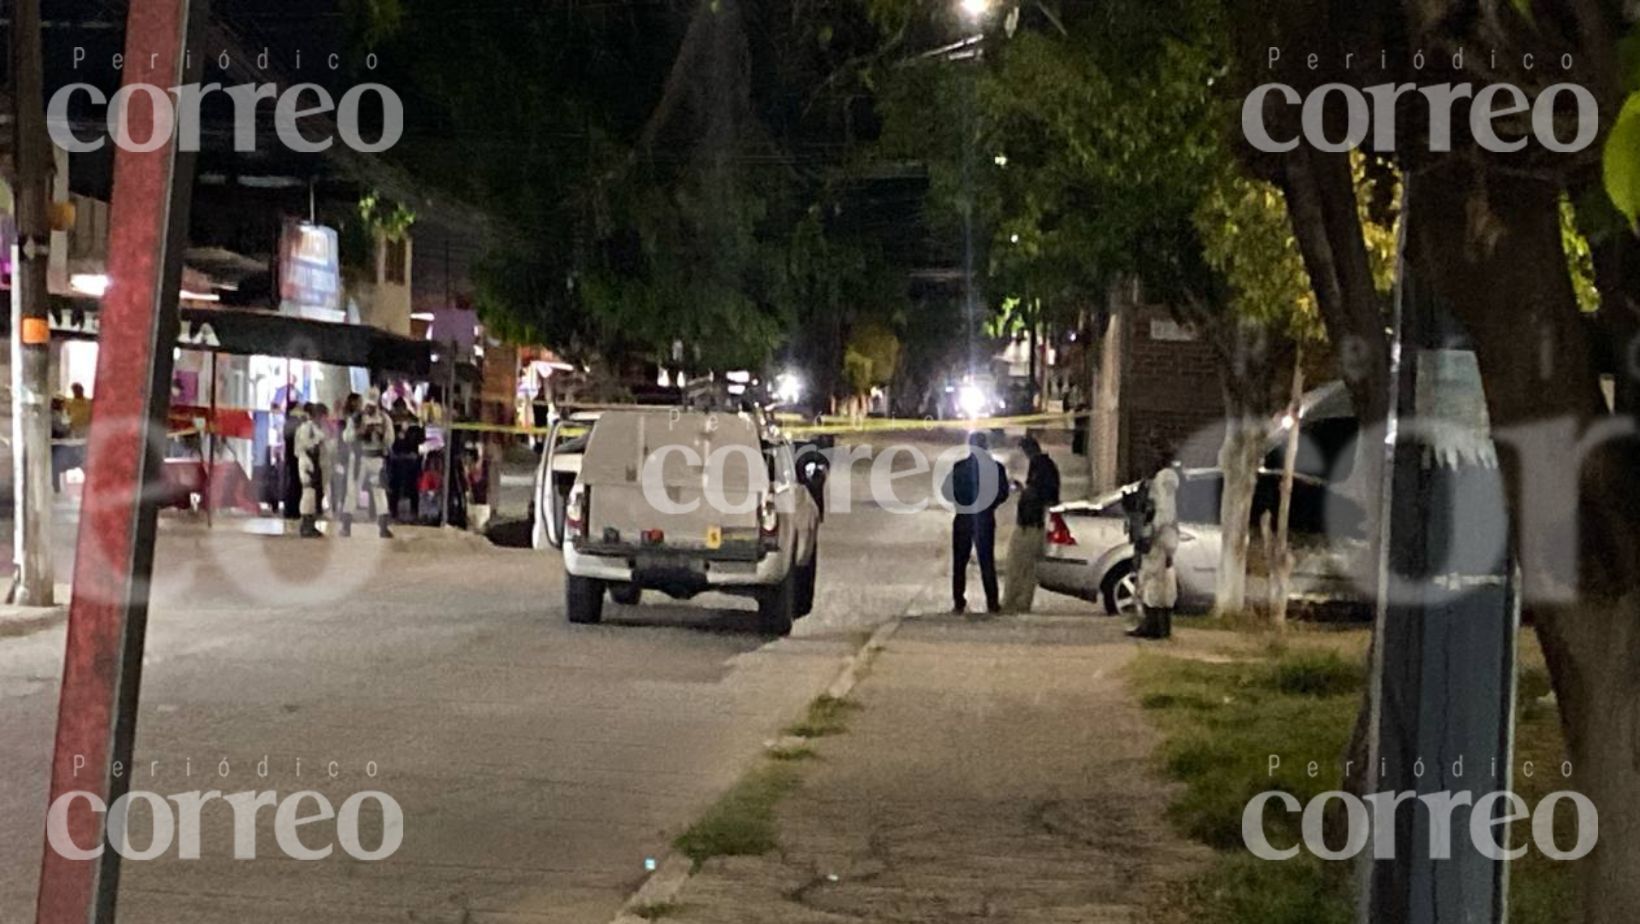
[565,485,586,538]
[759,493,779,540]
[1047,512,1076,546]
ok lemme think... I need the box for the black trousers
[952,513,999,610]
[388,456,422,521]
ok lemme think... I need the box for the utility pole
[34,0,205,919]
[1360,176,1516,924]
[9,0,54,606]
[441,241,453,527]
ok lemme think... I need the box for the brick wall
[1118,307,1225,480]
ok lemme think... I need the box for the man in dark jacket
[943,431,1009,614]
[1003,435,1061,613]
[387,398,426,523]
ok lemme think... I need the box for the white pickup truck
[536,406,821,635]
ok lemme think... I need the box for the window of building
[383,236,408,285]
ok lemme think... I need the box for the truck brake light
[759,493,779,540]
[564,485,586,538]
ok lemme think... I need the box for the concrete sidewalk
[0,583,71,639]
[656,614,1207,923]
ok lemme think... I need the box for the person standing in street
[1128,460,1182,639]
[387,397,426,523]
[64,382,92,478]
[65,382,92,437]
[943,431,1009,614]
[280,399,309,520]
[343,389,396,538]
[330,393,361,519]
[49,396,71,493]
[294,403,330,538]
[1003,435,1060,614]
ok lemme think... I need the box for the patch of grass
[768,743,818,762]
[1173,851,1353,924]
[1139,689,1223,712]
[673,763,800,868]
[1516,665,1553,721]
[1138,653,1363,852]
[632,901,684,921]
[1130,645,1367,920]
[1131,633,1579,924]
[783,695,860,738]
[1508,661,1580,923]
[1266,650,1362,698]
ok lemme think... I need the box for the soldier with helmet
[1126,456,1183,640]
[294,403,331,538]
[342,388,396,538]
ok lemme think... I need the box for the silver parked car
[1036,468,1367,615]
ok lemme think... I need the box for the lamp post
[953,0,985,383]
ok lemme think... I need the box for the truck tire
[610,583,642,606]
[795,550,818,618]
[567,574,605,624]
[757,571,796,636]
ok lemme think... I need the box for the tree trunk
[1267,357,1304,628]
[1202,313,1286,619]
[1278,146,1392,813]
[1410,162,1640,924]
[1278,147,1391,519]
[1214,403,1266,618]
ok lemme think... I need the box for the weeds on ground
[1129,638,1574,924]
[1508,664,1581,922]
[1131,650,1362,857]
[674,691,865,870]
[673,763,801,868]
[632,901,684,920]
[783,695,859,738]
[768,743,818,762]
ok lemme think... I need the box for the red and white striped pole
[34,0,205,920]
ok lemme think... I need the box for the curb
[605,615,903,924]
[824,617,901,702]
[0,604,68,638]
[609,854,694,924]
[0,583,73,639]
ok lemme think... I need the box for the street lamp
[959,0,990,21]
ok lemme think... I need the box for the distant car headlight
[775,371,803,405]
[958,384,989,419]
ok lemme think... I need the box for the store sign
[278,220,342,317]
[41,302,431,373]
[49,304,219,347]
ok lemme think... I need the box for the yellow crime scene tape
[447,411,1086,440]
[783,411,1082,437]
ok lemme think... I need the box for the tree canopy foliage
[370,0,923,380]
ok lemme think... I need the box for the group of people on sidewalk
[942,430,1180,639]
[284,388,435,540]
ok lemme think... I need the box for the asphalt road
[0,439,970,923]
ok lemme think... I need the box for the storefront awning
[37,297,433,375]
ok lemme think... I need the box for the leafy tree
[869,0,1400,615]
[372,0,914,377]
[1193,157,1397,614]
[842,321,902,396]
